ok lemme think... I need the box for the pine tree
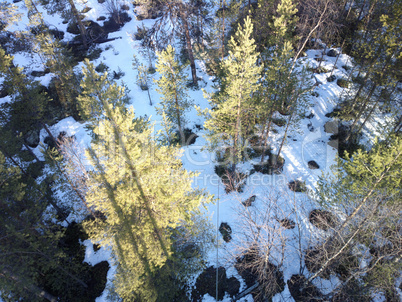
[81,84,211,300]
[133,54,153,105]
[77,59,129,123]
[258,0,312,164]
[203,16,262,170]
[25,2,80,118]
[0,2,22,32]
[155,45,192,143]
[0,152,90,302]
[312,136,402,297]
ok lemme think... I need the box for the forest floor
[2,0,395,301]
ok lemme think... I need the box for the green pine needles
[155,45,193,144]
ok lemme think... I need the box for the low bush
[337,78,350,88]
[309,209,338,231]
[288,180,307,192]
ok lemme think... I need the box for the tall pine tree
[155,45,192,144]
[79,68,211,300]
[203,16,262,170]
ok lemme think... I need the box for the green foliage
[83,100,212,300]
[95,62,109,73]
[155,45,192,138]
[0,152,107,301]
[337,78,350,88]
[319,136,402,208]
[0,2,22,31]
[77,59,129,122]
[133,54,152,90]
[202,17,262,167]
[270,0,298,46]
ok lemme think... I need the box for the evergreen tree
[0,152,91,302]
[313,136,402,298]
[133,54,153,105]
[80,78,211,300]
[77,59,129,123]
[0,2,22,31]
[25,2,81,118]
[203,16,262,170]
[155,45,192,143]
[258,0,312,163]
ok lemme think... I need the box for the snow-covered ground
[2,0,395,301]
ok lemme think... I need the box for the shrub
[235,248,285,301]
[86,47,102,61]
[253,153,285,175]
[288,180,307,192]
[309,209,338,231]
[112,67,125,79]
[272,117,286,127]
[337,78,350,88]
[192,266,239,301]
[277,218,296,229]
[134,24,148,40]
[288,274,322,301]
[95,62,109,73]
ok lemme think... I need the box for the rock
[49,28,64,40]
[307,122,315,132]
[326,74,336,82]
[327,49,339,57]
[328,139,339,149]
[24,129,40,148]
[31,69,50,77]
[219,222,232,242]
[308,160,320,169]
[324,120,338,134]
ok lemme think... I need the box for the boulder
[24,129,40,148]
[328,139,339,150]
[308,160,320,169]
[324,120,338,134]
[327,49,339,57]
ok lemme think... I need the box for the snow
[1,1,399,301]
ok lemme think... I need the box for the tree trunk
[180,10,197,85]
[345,83,377,142]
[260,108,274,163]
[307,150,401,283]
[147,88,152,106]
[221,0,226,61]
[276,113,293,160]
[1,268,58,302]
[232,97,242,171]
[67,0,88,48]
